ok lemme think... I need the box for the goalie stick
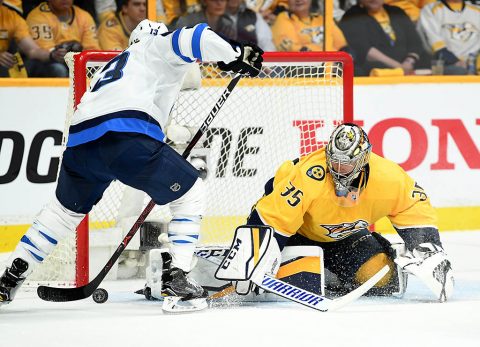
[37,73,242,302]
[197,252,389,312]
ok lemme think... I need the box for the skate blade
[162,296,208,313]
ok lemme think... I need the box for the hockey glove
[395,243,454,302]
[217,43,264,77]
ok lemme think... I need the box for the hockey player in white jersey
[0,19,263,309]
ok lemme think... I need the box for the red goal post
[48,51,354,287]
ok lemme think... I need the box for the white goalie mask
[326,123,371,207]
[129,19,168,46]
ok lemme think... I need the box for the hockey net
[27,51,353,287]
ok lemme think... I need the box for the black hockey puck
[92,288,108,303]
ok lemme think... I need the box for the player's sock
[2,197,85,304]
[167,215,201,272]
[8,221,60,274]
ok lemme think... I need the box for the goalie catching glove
[394,242,454,302]
[215,225,281,295]
[217,43,264,77]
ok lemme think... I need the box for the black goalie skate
[161,267,208,313]
[0,258,29,306]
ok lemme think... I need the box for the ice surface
[1,231,479,347]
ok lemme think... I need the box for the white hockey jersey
[418,1,480,60]
[67,23,240,147]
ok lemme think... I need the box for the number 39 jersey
[253,148,437,243]
[68,23,239,147]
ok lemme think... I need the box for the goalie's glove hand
[217,43,264,77]
[395,243,444,268]
[395,243,454,302]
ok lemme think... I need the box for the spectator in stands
[339,0,429,76]
[417,0,480,75]
[0,0,51,77]
[226,0,276,51]
[2,0,22,15]
[384,0,434,22]
[26,0,100,77]
[160,0,202,26]
[333,0,356,21]
[98,0,147,51]
[174,0,235,39]
[245,0,288,24]
[271,0,348,52]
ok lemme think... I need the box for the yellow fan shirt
[272,11,347,51]
[254,148,437,243]
[98,11,130,51]
[384,0,435,21]
[0,4,30,53]
[26,2,99,51]
[161,0,201,25]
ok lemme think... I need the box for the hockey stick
[38,73,242,302]
[197,251,389,312]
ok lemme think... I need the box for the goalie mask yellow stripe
[277,257,322,278]
[253,228,260,266]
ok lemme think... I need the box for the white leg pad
[7,197,85,276]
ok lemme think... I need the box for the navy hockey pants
[56,132,199,214]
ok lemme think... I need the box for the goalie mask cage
[27,50,353,287]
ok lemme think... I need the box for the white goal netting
[27,51,353,286]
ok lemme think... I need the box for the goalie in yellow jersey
[217,123,454,302]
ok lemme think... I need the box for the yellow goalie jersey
[254,148,437,243]
[26,2,99,51]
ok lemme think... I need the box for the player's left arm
[155,23,264,77]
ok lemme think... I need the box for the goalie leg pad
[215,225,281,285]
[277,246,325,296]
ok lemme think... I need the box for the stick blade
[37,283,95,302]
[328,265,390,311]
